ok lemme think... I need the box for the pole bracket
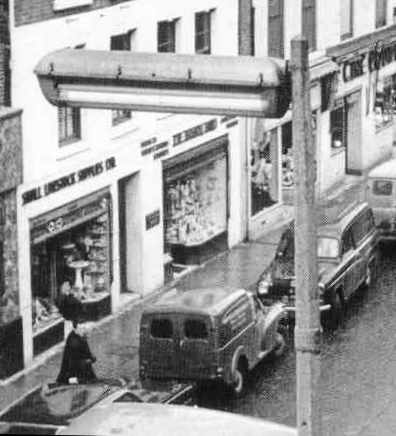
[294,327,322,354]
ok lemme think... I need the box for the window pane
[184,320,208,339]
[150,319,173,338]
[195,11,211,54]
[158,21,175,53]
[317,237,339,258]
[376,0,387,28]
[340,0,352,38]
[302,0,316,51]
[268,0,284,58]
[373,180,393,195]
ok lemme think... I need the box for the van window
[184,320,208,339]
[341,229,354,255]
[150,319,173,339]
[317,237,339,258]
[373,180,393,196]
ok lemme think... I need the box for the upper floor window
[340,0,353,40]
[302,0,316,52]
[195,10,214,54]
[376,0,387,28]
[158,19,177,53]
[268,0,284,58]
[110,31,135,125]
[58,106,81,146]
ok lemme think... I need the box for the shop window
[330,101,346,150]
[376,0,387,28]
[58,106,81,146]
[195,10,213,54]
[150,319,173,339]
[251,128,279,216]
[268,0,284,58]
[164,153,227,255]
[158,19,177,53]
[374,75,395,130]
[302,0,316,51]
[373,180,393,195]
[184,320,208,339]
[30,198,111,333]
[340,0,353,40]
[110,31,135,125]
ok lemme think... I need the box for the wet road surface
[197,246,396,436]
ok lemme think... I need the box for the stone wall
[0,1,10,106]
[0,108,22,325]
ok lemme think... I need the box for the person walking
[56,319,97,385]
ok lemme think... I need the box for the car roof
[143,287,248,316]
[368,158,396,179]
[317,201,370,238]
[58,402,297,436]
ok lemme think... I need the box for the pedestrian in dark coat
[56,320,97,384]
[56,281,84,321]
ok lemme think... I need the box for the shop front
[326,24,396,175]
[29,188,112,355]
[163,134,229,278]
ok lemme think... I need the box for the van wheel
[272,333,286,358]
[232,359,248,397]
[365,258,377,288]
[323,291,343,331]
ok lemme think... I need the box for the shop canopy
[34,49,290,118]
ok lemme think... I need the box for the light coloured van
[367,158,396,240]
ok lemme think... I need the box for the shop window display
[31,213,111,333]
[374,74,396,130]
[164,157,227,252]
[251,129,278,216]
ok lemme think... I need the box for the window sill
[375,121,393,133]
[53,0,93,11]
[56,146,90,162]
[330,146,345,157]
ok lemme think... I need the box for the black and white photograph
[0,0,396,435]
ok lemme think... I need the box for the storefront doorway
[118,173,141,294]
[346,89,362,174]
[163,135,229,279]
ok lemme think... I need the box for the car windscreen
[317,237,339,258]
[184,319,208,339]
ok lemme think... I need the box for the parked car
[139,287,286,397]
[0,378,195,435]
[366,158,396,241]
[58,402,297,436]
[256,201,380,328]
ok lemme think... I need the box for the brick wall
[14,0,130,26]
[0,0,10,106]
[0,108,22,325]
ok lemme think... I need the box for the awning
[309,57,339,82]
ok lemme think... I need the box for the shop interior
[31,213,110,333]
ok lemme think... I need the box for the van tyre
[232,359,248,398]
[365,258,377,288]
[323,291,343,331]
[272,333,286,358]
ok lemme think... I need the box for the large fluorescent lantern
[34,49,290,118]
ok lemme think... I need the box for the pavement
[0,174,367,413]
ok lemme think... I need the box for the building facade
[248,0,396,238]
[2,0,248,372]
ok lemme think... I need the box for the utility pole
[291,36,322,436]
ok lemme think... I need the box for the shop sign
[368,41,396,73]
[173,118,218,147]
[22,157,116,205]
[141,140,169,159]
[31,192,110,243]
[145,209,160,230]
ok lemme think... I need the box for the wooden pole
[291,36,322,436]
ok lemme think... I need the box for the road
[198,245,396,436]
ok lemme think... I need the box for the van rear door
[178,316,216,380]
[140,315,180,379]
